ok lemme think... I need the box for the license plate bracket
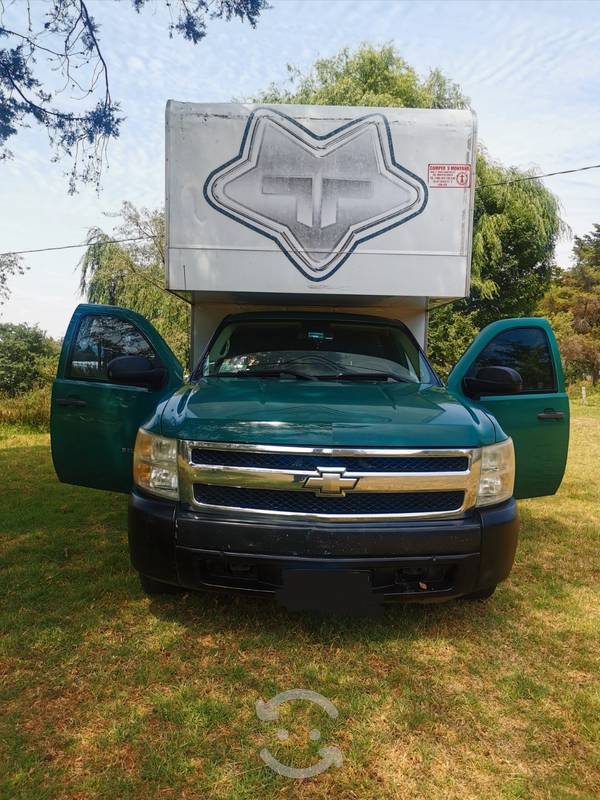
[277,569,383,616]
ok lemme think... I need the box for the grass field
[1,407,599,800]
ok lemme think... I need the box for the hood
[159,378,496,448]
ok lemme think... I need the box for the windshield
[199,317,437,384]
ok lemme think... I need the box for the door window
[68,315,157,381]
[468,327,556,393]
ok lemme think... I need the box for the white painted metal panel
[166,101,476,301]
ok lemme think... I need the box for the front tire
[139,573,183,595]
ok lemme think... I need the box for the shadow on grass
[145,578,519,649]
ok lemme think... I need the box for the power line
[477,162,600,188]
[0,236,148,257]
[1,162,599,258]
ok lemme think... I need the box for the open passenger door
[51,304,183,493]
[448,318,569,499]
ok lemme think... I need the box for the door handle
[55,397,87,408]
[537,409,564,421]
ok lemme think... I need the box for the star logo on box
[204,108,428,281]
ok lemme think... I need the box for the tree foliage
[255,44,468,110]
[0,0,268,191]
[538,224,600,385]
[79,202,190,366]
[0,251,25,306]
[0,321,59,395]
[468,154,564,327]
[425,304,479,380]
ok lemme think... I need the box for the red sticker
[428,163,471,188]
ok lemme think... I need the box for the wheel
[462,584,497,601]
[139,573,183,595]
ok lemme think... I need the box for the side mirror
[107,355,166,389]
[463,365,523,399]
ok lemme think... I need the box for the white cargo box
[166,102,476,301]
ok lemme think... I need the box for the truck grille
[191,448,468,473]
[179,442,481,521]
[194,485,464,516]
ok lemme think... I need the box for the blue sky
[1,0,600,337]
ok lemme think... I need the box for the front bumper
[128,490,519,602]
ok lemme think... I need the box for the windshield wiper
[315,372,414,383]
[218,369,317,381]
[273,356,416,383]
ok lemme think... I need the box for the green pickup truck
[51,304,569,609]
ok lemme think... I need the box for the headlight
[133,429,179,500]
[476,438,515,507]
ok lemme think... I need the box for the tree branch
[1,0,268,190]
[0,28,67,58]
[78,1,111,104]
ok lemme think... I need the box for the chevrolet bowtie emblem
[304,467,359,496]
[204,108,428,281]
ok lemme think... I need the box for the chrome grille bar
[184,464,471,493]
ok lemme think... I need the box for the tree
[538,225,600,385]
[466,154,564,328]
[253,44,563,373]
[425,304,479,380]
[256,45,467,110]
[572,223,600,273]
[0,322,59,395]
[79,202,190,366]
[0,0,268,191]
[0,252,25,306]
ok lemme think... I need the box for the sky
[1,0,600,338]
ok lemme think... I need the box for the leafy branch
[0,0,268,192]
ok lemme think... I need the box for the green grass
[1,407,599,800]
[0,387,51,430]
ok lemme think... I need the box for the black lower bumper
[128,491,519,603]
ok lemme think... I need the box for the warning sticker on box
[428,164,471,188]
